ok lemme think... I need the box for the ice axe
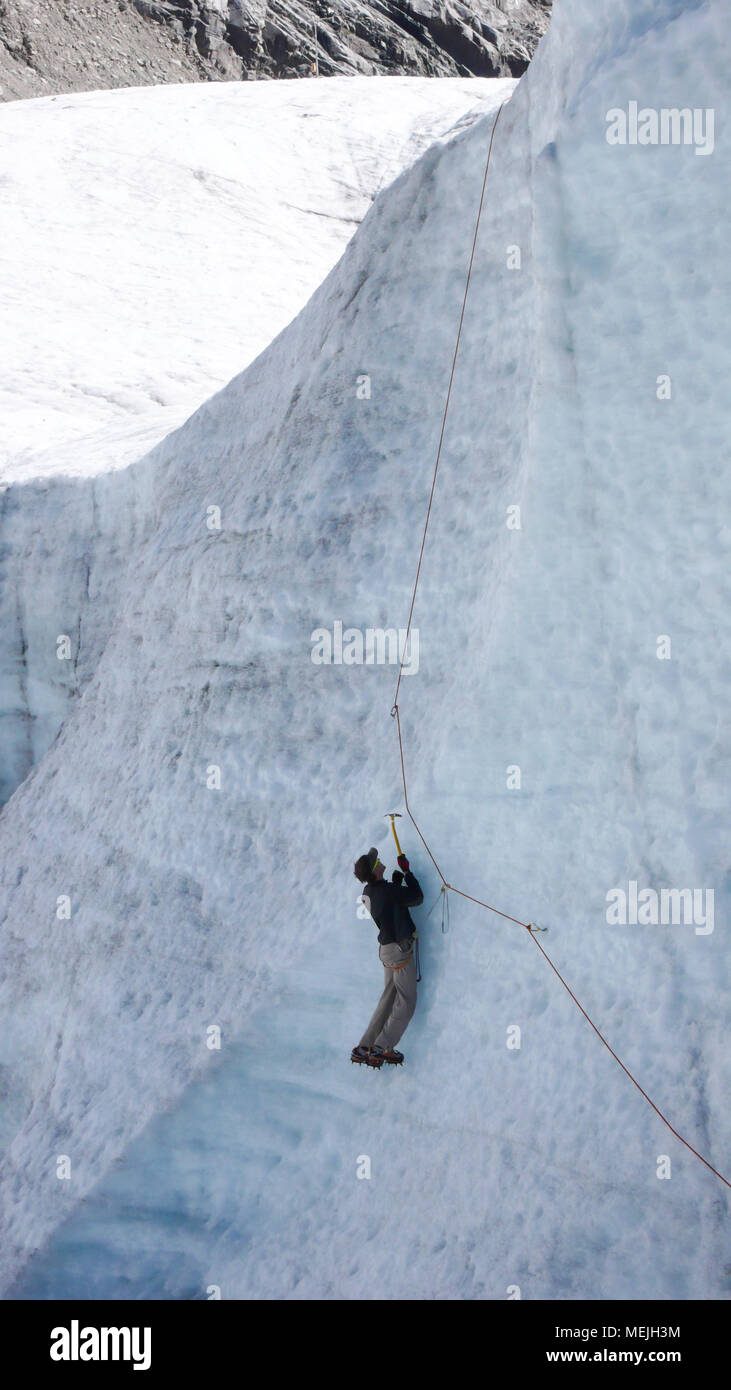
[385,812,404,857]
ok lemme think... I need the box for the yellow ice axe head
[385,812,403,856]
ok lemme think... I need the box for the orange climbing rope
[393,101,505,714]
[390,102,730,1191]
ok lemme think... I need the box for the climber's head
[353,847,384,883]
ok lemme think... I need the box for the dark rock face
[143,1,554,79]
[0,0,551,101]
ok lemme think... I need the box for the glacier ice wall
[0,0,728,1297]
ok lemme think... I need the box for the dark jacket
[363,871,423,945]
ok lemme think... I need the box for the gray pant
[359,937,417,1051]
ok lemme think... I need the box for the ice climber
[350,846,423,1069]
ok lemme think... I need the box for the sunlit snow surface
[0,75,513,802]
[0,75,511,484]
[1,0,730,1300]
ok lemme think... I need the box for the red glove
[397,854,410,872]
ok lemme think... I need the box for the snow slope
[0,76,511,484]
[1,0,729,1299]
[0,75,514,806]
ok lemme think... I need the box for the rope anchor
[425,884,451,934]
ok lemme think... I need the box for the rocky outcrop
[219,1,552,78]
[0,0,551,100]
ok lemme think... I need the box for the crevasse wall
[0,0,727,1297]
